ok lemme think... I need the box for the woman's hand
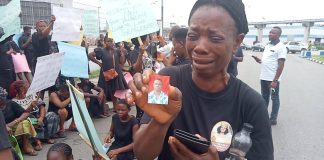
[126,69,182,125]
[108,149,120,158]
[104,134,111,143]
[37,117,44,126]
[6,125,12,134]
[168,136,219,160]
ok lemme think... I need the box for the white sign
[103,0,159,42]
[26,53,65,96]
[52,7,82,41]
[81,10,100,37]
[0,0,21,41]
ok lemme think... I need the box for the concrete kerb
[307,58,324,65]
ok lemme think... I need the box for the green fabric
[9,135,24,160]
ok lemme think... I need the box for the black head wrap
[188,0,249,34]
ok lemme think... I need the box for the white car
[285,41,307,53]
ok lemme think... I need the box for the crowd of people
[0,0,290,159]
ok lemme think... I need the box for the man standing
[227,46,243,77]
[252,26,287,125]
[18,26,34,73]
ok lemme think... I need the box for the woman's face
[186,5,243,78]
[37,21,47,32]
[104,38,114,49]
[153,79,162,92]
[116,104,129,119]
[172,38,186,57]
[18,83,29,96]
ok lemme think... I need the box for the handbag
[103,53,118,81]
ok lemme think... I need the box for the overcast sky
[150,0,324,26]
[74,0,324,26]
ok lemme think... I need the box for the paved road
[25,50,324,160]
[238,51,324,160]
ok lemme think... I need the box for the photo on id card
[147,75,170,105]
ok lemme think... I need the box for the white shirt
[158,42,173,58]
[260,42,287,81]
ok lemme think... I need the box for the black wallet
[173,129,210,154]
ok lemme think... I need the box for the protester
[127,0,274,159]
[0,31,16,93]
[47,143,73,160]
[252,26,287,126]
[32,15,59,100]
[18,26,34,72]
[128,35,149,74]
[97,34,105,48]
[10,81,58,147]
[32,15,58,69]
[227,46,244,77]
[77,78,109,118]
[89,34,128,109]
[126,35,150,121]
[48,85,75,137]
[157,26,180,58]
[163,28,191,67]
[0,87,38,156]
[7,41,33,86]
[104,100,139,160]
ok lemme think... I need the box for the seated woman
[10,81,59,150]
[77,78,109,118]
[0,87,37,156]
[104,100,139,160]
[48,85,75,137]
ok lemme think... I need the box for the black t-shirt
[126,47,140,67]
[94,48,121,72]
[141,64,274,160]
[32,33,58,58]
[111,114,138,147]
[18,34,34,54]
[77,82,95,94]
[1,100,26,123]
[173,57,191,66]
[0,110,11,151]
[227,47,243,77]
[0,41,19,70]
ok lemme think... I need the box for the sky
[73,0,324,27]
[150,0,324,26]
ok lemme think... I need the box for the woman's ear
[233,33,245,53]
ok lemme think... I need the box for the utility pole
[161,0,164,37]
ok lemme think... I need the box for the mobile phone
[174,129,210,154]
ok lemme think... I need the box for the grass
[312,55,324,62]
[89,70,100,79]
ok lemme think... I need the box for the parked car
[251,43,265,52]
[241,43,252,50]
[285,41,307,53]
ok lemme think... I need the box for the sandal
[34,144,42,151]
[47,139,55,144]
[23,149,38,156]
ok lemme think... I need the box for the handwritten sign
[52,6,82,41]
[67,81,109,159]
[103,0,159,42]
[26,53,65,95]
[81,10,100,37]
[0,0,21,41]
[58,42,89,78]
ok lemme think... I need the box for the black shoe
[270,119,277,126]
